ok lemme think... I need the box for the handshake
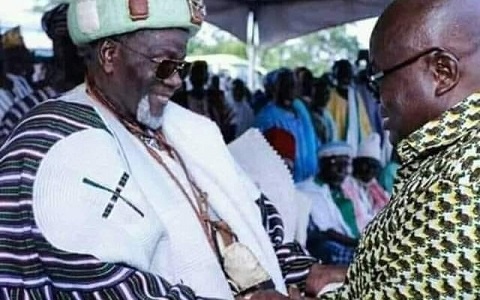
[234,264,347,300]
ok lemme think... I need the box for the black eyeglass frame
[367,47,458,96]
[109,38,191,81]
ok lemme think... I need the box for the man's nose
[162,71,182,91]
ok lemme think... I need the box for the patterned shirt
[6,74,33,100]
[0,88,15,121]
[0,75,34,125]
[322,93,480,299]
[0,86,58,144]
[0,100,315,299]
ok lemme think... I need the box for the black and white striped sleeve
[256,194,317,290]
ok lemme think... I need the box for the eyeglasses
[109,38,191,80]
[367,47,453,97]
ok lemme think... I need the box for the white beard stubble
[136,96,164,130]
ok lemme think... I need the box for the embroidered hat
[68,0,206,45]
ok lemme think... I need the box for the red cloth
[264,128,296,168]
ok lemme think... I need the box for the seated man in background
[297,142,372,265]
[353,133,389,215]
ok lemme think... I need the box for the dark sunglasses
[367,47,454,97]
[109,38,191,80]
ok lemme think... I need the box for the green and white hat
[68,0,205,45]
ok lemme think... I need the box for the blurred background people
[355,50,384,143]
[255,68,318,182]
[2,27,34,98]
[310,75,337,144]
[294,66,314,107]
[187,60,236,142]
[0,3,85,144]
[353,133,389,215]
[229,78,254,138]
[298,142,371,265]
[187,60,210,117]
[327,59,372,153]
[251,70,276,114]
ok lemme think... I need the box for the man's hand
[288,285,302,300]
[248,290,290,300]
[305,264,347,297]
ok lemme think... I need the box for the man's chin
[136,96,165,131]
[137,111,164,130]
[149,94,169,114]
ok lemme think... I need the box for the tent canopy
[204,0,394,46]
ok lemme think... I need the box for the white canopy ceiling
[205,0,393,46]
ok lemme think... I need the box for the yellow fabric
[321,93,480,299]
[326,89,372,141]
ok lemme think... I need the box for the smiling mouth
[146,94,171,117]
[151,94,170,105]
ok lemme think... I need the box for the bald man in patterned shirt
[320,0,480,298]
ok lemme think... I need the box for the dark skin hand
[305,264,347,297]
[288,286,315,300]
[235,290,289,300]
[234,264,347,300]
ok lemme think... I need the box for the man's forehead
[127,28,189,58]
[370,28,407,69]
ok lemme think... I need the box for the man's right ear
[98,39,118,74]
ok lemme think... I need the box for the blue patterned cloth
[306,222,356,266]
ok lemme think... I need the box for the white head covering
[318,141,353,158]
[357,133,382,161]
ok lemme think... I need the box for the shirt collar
[397,93,480,164]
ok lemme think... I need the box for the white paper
[228,129,297,242]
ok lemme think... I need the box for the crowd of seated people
[0,8,398,270]
[168,55,398,266]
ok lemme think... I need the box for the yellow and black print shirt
[322,93,480,299]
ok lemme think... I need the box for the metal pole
[247,8,259,91]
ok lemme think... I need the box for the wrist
[330,266,348,282]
